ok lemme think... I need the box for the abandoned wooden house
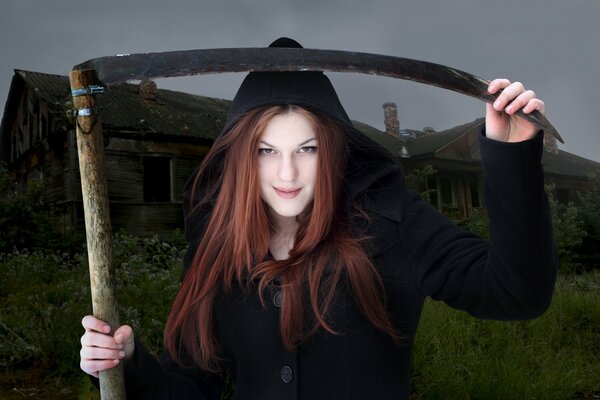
[357,104,600,220]
[0,70,229,237]
[1,70,599,236]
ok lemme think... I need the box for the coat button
[273,290,282,308]
[281,366,293,384]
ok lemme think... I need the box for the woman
[80,38,557,399]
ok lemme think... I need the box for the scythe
[69,45,562,400]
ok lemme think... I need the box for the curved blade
[75,47,563,143]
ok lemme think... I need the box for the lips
[274,187,301,199]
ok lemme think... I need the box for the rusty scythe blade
[75,47,563,143]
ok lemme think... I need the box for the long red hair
[165,105,399,372]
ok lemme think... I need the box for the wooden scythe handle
[69,69,126,400]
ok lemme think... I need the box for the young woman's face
[258,111,318,221]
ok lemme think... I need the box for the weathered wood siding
[70,135,211,237]
[173,156,204,201]
[105,151,144,202]
[109,202,184,237]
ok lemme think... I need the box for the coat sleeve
[402,130,557,320]
[120,339,224,399]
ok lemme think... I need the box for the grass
[412,270,600,399]
[0,234,598,399]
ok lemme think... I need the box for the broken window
[143,156,172,202]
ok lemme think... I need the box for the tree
[545,183,587,272]
[405,165,437,206]
[576,174,600,269]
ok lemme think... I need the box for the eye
[258,148,275,155]
[299,146,318,153]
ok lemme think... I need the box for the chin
[266,201,312,220]
[271,207,304,219]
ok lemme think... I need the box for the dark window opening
[33,101,40,144]
[144,157,171,202]
[470,180,481,208]
[440,178,455,207]
[41,115,48,139]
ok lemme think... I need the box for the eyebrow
[260,138,317,147]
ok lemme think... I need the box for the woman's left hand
[485,78,545,143]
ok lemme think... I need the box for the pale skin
[80,78,545,378]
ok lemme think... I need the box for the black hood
[222,37,353,135]
[189,37,405,223]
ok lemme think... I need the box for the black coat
[118,37,557,400]
[121,130,557,399]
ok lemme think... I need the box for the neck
[271,214,299,237]
[268,211,299,260]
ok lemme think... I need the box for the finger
[80,346,125,360]
[488,78,511,94]
[504,90,536,114]
[81,358,120,376]
[522,98,545,115]
[82,315,112,334]
[493,81,525,111]
[81,331,124,349]
[113,325,134,345]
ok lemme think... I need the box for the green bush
[545,184,587,272]
[576,174,600,269]
[405,165,438,206]
[457,208,489,240]
[0,233,183,398]
[0,166,83,254]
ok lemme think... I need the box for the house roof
[351,120,409,157]
[542,148,600,178]
[358,118,485,162]
[3,70,599,180]
[362,117,600,179]
[407,119,484,158]
[4,70,232,142]
[94,82,230,141]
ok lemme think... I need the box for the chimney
[139,79,158,101]
[543,131,558,154]
[383,102,400,137]
[422,126,436,136]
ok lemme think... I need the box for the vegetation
[0,235,183,399]
[576,174,600,269]
[1,242,598,399]
[405,165,438,206]
[0,167,598,399]
[412,272,600,399]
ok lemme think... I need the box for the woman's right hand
[80,315,135,378]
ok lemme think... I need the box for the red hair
[165,105,399,372]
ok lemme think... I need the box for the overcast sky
[1,1,599,162]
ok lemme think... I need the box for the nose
[278,155,298,182]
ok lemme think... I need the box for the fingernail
[113,358,120,364]
[115,335,122,343]
[119,351,125,358]
[494,101,500,109]
[103,325,111,333]
[505,106,512,113]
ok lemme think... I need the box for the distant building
[1,70,599,237]
[0,70,229,236]
[372,102,600,219]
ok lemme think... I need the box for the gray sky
[1,0,599,161]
